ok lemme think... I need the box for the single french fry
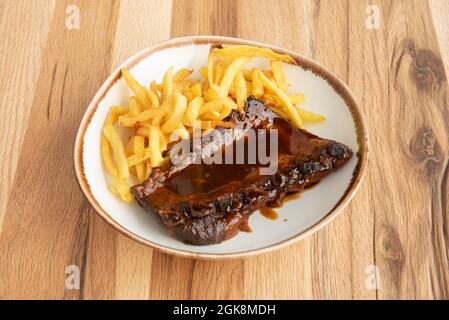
[199,98,225,115]
[173,68,193,83]
[234,70,247,110]
[185,96,204,124]
[190,83,202,98]
[133,136,146,182]
[118,108,168,127]
[289,93,305,104]
[149,125,164,167]
[103,125,129,180]
[297,107,326,122]
[144,161,152,180]
[212,45,295,63]
[121,69,152,108]
[258,72,302,127]
[218,56,250,97]
[270,60,288,92]
[242,69,252,81]
[161,92,187,134]
[162,66,174,102]
[146,88,160,108]
[128,97,141,116]
[125,136,136,157]
[207,54,214,87]
[150,80,160,96]
[136,126,151,136]
[214,63,225,85]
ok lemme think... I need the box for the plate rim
[73,35,369,260]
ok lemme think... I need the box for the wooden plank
[0,0,56,232]
[0,0,120,299]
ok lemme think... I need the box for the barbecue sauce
[259,207,279,220]
[165,116,318,199]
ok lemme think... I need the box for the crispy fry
[132,136,145,181]
[185,96,204,124]
[289,93,305,104]
[242,69,252,81]
[297,107,326,122]
[146,87,160,108]
[101,107,127,181]
[173,68,193,83]
[251,69,264,97]
[128,97,141,116]
[234,70,247,110]
[207,54,214,87]
[161,92,187,134]
[121,69,152,109]
[136,126,150,136]
[149,125,164,167]
[212,45,295,63]
[103,125,129,180]
[162,66,174,101]
[190,83,202,98]
[258,72,302,127]
[270,60,288,92]
[118,108,168,127]
[199,98,225,115]
[218,56,250,97]
[213,63,225,85]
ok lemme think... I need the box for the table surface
[1,0,448,299]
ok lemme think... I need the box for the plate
[74,36,368,259]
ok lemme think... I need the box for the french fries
[211,45,295,63]
[102,44,325,202]
[270,60,288,92]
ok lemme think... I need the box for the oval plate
[74,36,368,259]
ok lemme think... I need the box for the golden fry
[161,92,187,134]
[258,72,302,127]
[128,97,141,116]
[118,108,168,127]
[251,69,264,97]
[190,83,202,98]
[103,125,129,180]
[149,125,164,167]
[218,56,250,97]
[212,45,295,63]
[289,93,305,104]
[121,69,152,109]
[234,70,247,110]
[185,96,204,124]
[270,60,288,92]
[199,98,225,115]
[297,107,326,122]
[173,68,193,83]
[133,136,146,182]
[162,66,174,101]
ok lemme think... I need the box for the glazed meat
[132,97,353,245]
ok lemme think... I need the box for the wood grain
[0,0,448,300]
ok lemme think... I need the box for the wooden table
[1,0,448,300]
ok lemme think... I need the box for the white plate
[74,36,368,259]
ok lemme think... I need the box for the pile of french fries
[101,45,325,202]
